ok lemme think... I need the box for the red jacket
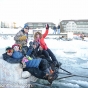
[39,29,49,50]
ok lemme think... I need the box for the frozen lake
[0,36,88,88]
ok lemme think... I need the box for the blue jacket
[12,51,24,59]
[25,59,41,68]
[2,53,22,63]
[26,48,33,56]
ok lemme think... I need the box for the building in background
[0,21,1,28]
[0,21,55,29]
[60,20,88,33]
[1,21,5,28]
[26,22,55,29]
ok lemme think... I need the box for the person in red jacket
[33,24,61,68]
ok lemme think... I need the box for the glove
[19,36,27,41]
[53,61,62,68]
[46,24,49,29]
[26,56,32,60]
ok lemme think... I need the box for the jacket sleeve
[37,50,42,55]
[14,30,23,41]
[26,48,33,56]
[42,29,49,38]
[2,53,22,64]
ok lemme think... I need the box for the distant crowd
[53,25,60,34]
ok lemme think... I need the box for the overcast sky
[0,0,88,25]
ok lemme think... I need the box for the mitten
[19,36,27,41]
[46,24,49,29]
[26,56,32,60]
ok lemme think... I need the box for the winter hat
[29,41,38,46]
[29,41,33,46]
[24,23,30,29]
[6,47,13,53]
[33,41,37,45]
[12,44,20,49]
[33,41,39,48]
[6,47,12,51]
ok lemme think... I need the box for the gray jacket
[14,29,28,46]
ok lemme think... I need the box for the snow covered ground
[0,34,88,88]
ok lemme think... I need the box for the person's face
[24,27,29,33]
[6,49,13,56]
[7,52,13,56]
[13,46,19,51]
[32,44,37,49]
[36,34,40,39]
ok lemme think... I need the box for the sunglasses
[25,27,29,30]
[7,49,13,53]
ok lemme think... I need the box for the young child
[12,44,24,59]
[2,47,22,63]
[27,41,40,58]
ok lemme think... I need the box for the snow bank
[0,56,37,88]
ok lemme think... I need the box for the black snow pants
[41,50,52,63]
[23,67,47,80]
[46,48,57,62]
[39,59,49,71]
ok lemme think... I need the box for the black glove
[53,61,62,68]
[46,24,49,29]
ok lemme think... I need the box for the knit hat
[6,47,12,51]
[29,41,37,46]
[33,42,37,45]
[6,47,13,53]
[24,23,30,29]
[33,41,39,48]
[12,44,20,49]
[29,41,33,46]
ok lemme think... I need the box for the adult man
[53,26,57,34]
[57,25,60,34]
